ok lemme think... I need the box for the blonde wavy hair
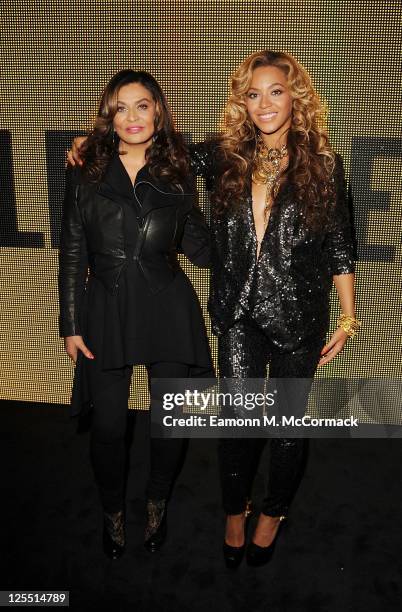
[212,50,336,229]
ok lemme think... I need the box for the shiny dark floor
[1,400,401,612]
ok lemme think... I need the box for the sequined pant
[218,316,324,516]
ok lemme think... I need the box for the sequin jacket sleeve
[324,154,356,275]
[188,141,217,191]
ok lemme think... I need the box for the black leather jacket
[190,142,356,351]
[58,153,210,337]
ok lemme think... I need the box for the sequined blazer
[190,141,356,352]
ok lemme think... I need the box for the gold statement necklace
[252,135,289,226]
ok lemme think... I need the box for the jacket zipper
[133,215,150,261]
[132,182,152,262]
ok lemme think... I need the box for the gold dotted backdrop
[0,1,401,414]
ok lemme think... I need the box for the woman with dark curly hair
[59,69,213,559]
[189,50,359,568]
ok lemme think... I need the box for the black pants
[87,360,190,513]
[218,316,323,516]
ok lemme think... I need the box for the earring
[112,129,119,147]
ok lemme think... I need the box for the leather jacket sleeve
[58,166,88,337]
[179,203,211,268]
[323,154,356,275]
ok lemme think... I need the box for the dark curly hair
[79,69,190,189]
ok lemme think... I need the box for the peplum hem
[69,263,213,417]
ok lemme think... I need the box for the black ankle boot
[144,499,167,553]
[223,500,252,569]
[103,510,125,560]
[246,515,286,567]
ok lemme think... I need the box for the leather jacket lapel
[96,182,135,210]
[102,151,136,195]
[96,152,140,212]
[96,153,194,219]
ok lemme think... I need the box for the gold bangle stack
[338,313,361,338]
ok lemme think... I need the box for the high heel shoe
[223,500,252,569]
[103,509,125,560]
[144,499,167,553]
[246,514,286,567]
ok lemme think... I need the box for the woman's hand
[66,136,87,167]
[317,327,348,366]
[64,335,94,364]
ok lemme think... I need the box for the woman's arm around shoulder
[188,138,220,188]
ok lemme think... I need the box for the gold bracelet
[338,313,361,338]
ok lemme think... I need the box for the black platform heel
[144,499,167,553]
[103,509,125,560]
[246,514,286,567]
[223,500,253,569]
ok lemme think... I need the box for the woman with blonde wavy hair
[68,51,359,569]
[190,49,359,568]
